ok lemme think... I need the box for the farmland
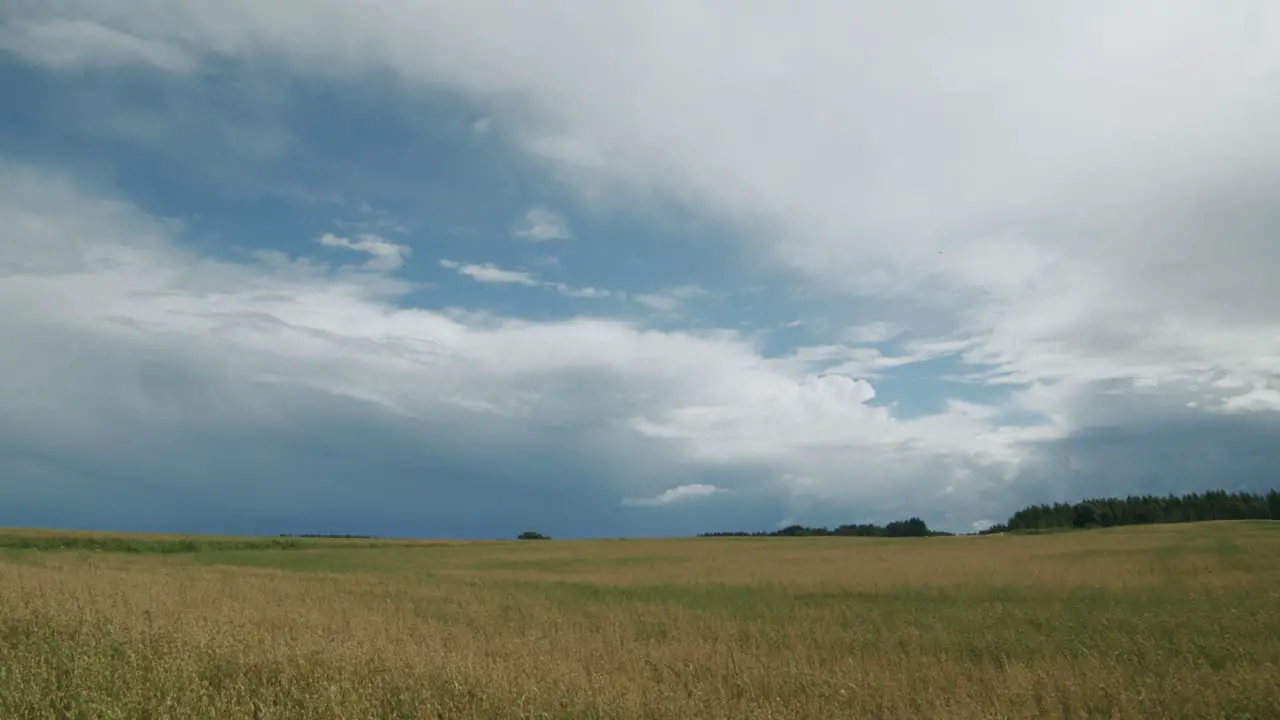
[2,522,1279,719]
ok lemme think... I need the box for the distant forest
[981,490,1280,534]
[699,490,1280,538]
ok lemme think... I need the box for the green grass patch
[0,534,314,554]
[468,554,678,573]
[499,578,1280,669]
[188,549,387,573]
[0,530,457,556]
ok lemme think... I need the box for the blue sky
[2,1,1279,538]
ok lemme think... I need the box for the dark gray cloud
[976,412,1280,523]
[0,333,729,539]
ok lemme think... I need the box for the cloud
[333,203,410,237]
[0,18,196,73]
[845,322,903,345]
[623,483,724,507]
[440,259,539,286]
[16,4,1277,366]
[0,161,1074,533]
[440,259,615,299]
[513,205,571,241]
[551,284,613,299]
[317,233,411,271]
[5,2,1280,532]
[634,286,708,314]
[1220,385,1280,414]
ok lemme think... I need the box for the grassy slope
[1,521,1278,719]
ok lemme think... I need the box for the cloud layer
[3,1,1279,535]
[0,162,1056,531]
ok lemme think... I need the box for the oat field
[2,521,1279,719]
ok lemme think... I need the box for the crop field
[2,522,1279,719]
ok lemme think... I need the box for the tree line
[700,489,1280,538]
[700,516,949,538]
[979,489,1280,534]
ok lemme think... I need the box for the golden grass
[2,521,1279,719]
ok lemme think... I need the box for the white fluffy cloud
[318,233,411,271]
[513,205,571,241]
[440,259,539,286]
[623,484,723,507]
[440,259,615,300]
[845,322,903,345]
[634,286,707,315]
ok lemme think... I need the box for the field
[2,522,1279,719]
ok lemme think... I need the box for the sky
[2,1,1279,539]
